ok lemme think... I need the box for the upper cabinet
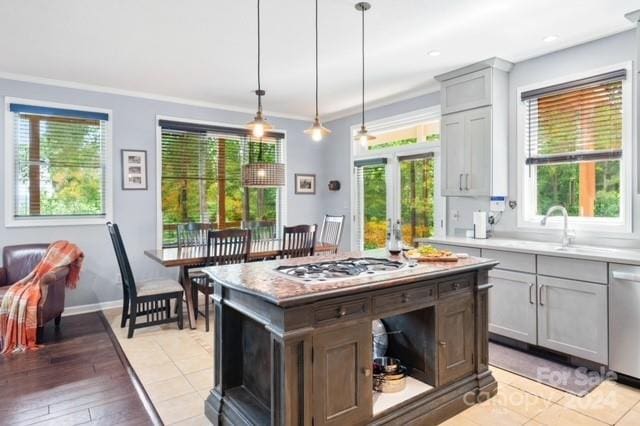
[440,68,492,115]
[436,58,512,197]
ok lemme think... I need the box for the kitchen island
[202,253,498,425]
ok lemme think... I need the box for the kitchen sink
[554,245,621,254]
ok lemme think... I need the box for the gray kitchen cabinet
[488,269,537,345]
[436,58,511,198]
[465,107,492,196]
[441,113,466,196]
[537,276,608,364]
[441,107,491,196]
[440,68,492,115]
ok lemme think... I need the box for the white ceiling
[0,0,637,120]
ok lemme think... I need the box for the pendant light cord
[315,0,319,118]
[257,0,262,111]
[361,5,365,128]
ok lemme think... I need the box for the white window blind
[522,69,625,166]
[10,103,109,220]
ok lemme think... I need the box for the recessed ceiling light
[543,35,559,43]
[428,50,441,57]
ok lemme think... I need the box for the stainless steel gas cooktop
[275,257,406,283]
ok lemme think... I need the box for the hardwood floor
[0,312,160,425]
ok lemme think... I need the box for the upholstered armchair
[0,244,69,341]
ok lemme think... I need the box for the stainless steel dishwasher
[610,263,640,379]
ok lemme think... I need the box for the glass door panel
[399,155,436,247]
[355,162,388,250]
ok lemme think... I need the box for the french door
[353,150,443,251]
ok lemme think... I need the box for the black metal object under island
[202,253,498,425]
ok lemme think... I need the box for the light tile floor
[103,303,214,426]
[104,306,640,426]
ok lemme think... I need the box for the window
[367,120,440,152]
[159,120,285,247]
[351,107,444,250]
[519,66,631,232]
[5,99,112,226]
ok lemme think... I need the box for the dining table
[144,240,338,329]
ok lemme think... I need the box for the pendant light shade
[243,162,285,187]
[354,2,375,147]
[305,0,331,142]
[243,0,285,188]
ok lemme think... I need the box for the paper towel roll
[473,211,487,239]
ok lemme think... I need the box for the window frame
[349,106,445,250]
[516,62,633,234]
[155,115,288,249]
[3,97,113,227]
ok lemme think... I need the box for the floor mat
[489,341,603,397]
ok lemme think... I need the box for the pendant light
[304,0,331,142]
[354,2,375,147]
[246,0,273,138]
[242,0,285,188]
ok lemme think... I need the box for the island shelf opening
[372,306,437,416]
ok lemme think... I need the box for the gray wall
[325,29,639,250]
[0,78,326,308]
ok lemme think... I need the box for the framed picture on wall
[121,150,148,190]
[295,174,316,194]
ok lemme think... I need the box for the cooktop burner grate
[275,257,405,283]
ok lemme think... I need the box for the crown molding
[324,84,440,123]
[625,10,640,23]
[0,71,311,122]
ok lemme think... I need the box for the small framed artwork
[295,174,316,194]
[121,150,148,190]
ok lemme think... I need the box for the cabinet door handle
[539,285,544,306]
[439,340,447,347]
[363,368,371,377]
[459,174,463,191]
[401,293,409,303]
[465,173,470,190]
[528,283,534,304]
[338,307,347,317]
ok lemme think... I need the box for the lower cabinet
[438,295,475,386]
[488,269,537,345]
[537,276,608,364]
[312,321,372,426]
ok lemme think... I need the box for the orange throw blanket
[0,241,84,354]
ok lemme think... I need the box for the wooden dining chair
[106,222,183,338]
[318,214,345,254]
[191,228,251,331]
[281,224,317,259]
[243,220,277,259]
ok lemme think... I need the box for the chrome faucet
[540,205,574,248]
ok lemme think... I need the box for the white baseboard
[62,299,122,317]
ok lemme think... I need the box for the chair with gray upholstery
[107,222,184,338]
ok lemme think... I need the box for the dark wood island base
[202,254,498,425]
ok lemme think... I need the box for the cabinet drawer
[481,249,536,273]
[537,255,607,284]
[313,297,370,326]
[373,284,436,315]
[429,243,481,257]
[438,274,473,298]
[441,68,492,114]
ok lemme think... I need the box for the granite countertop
[202,252,498,307]
[420,236,640,266]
